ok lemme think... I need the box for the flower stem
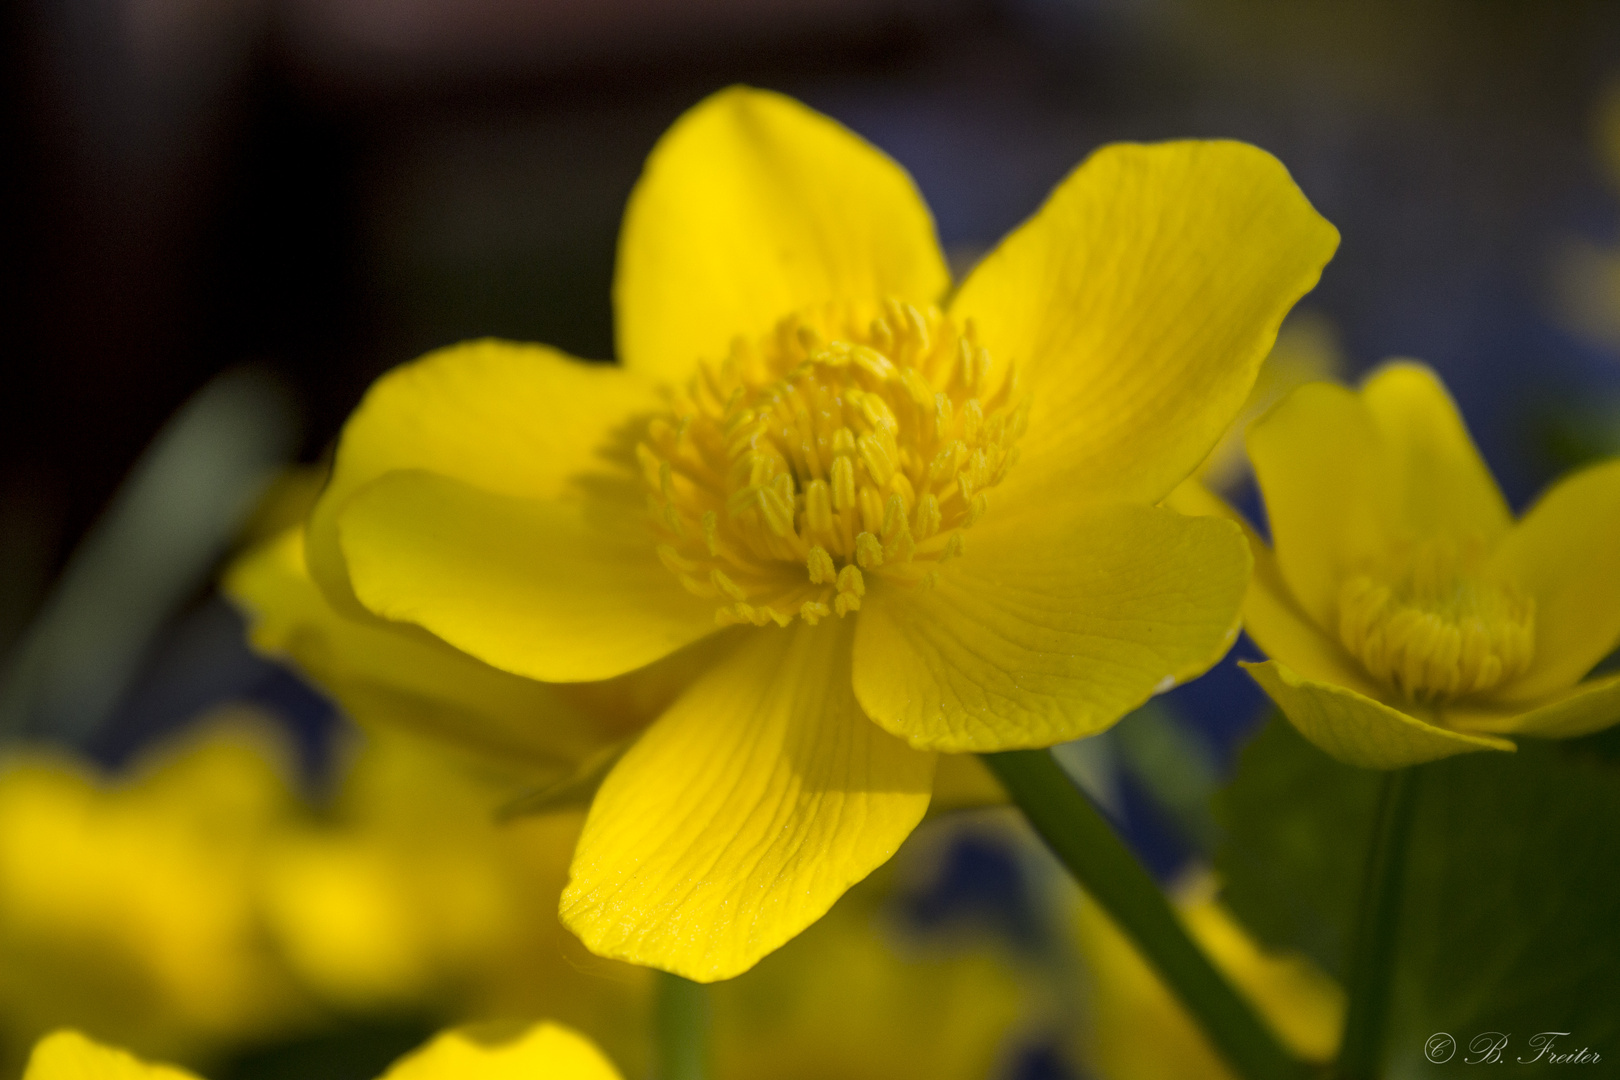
[983,749,1306,1080]
[654,970,709,1080]
[1334,766,1419,1080]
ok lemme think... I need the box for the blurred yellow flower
[22,1023,626,1080]
[298,85,1336,980]
[257,724,650,1073]
[710,859,1027,1080]
[1075,878,1343,1080]
[1240,363,1620,767]
[0,715,309,1071]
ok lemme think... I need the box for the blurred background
[4,1,1620,1077]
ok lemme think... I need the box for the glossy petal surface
[1359,363,1511,543]
[952,140,1338,508]
[560,619,934,982]
[615,86,948,383]
[1246,382,1386,627]
[853,502,1249,752]
[1243,659,1514,769]
[308,341,656,615]
[339,471,715,683]
[1491,459,1620,700]
[226,527,672,767]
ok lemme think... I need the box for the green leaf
[1216,716,1620,1071]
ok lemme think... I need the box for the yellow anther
[900,367,933,408]
[857,431,896,486]
[711,569,749,602]
[1336,537,1535,701]
[962,399,984,443]
[644,302,1026,626]
[830,456,857,510]
[807,546,836,584]
[913,493,941,538]
[702,511,719,556]
[881,493,907,540]
[657,544,700,575]
[858,486,886,534]
[805,479,834,533]
[855,532,885,569]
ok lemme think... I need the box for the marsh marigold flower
[21,1024,624,1080]
[1238,363,1620,768]
[301,86,1337,979]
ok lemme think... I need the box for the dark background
[6,0,1620,767]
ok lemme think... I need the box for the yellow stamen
[638,301,1026,624]
[1336,536,1535,702]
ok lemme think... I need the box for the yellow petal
[1246,381,1387,627]
[226,527,639,768]
[1359,362,1512,544]
[852,502,1250,753]
[560,619,934,982]
[1448,672,1620,739]
[1243,535,1388,701]
[22,1031,202,1080]
[1491,458,1620,700]
[307,340,658,616]
[339,471,716,683]
[380,1023,623,1080]
[951,140,1338,508]
[1242,659,1514,769]
[615,86,949,382]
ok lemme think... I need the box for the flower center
[638,300,1027,627]
[1335,535,1535,702]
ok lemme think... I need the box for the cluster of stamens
[638,300,1028,627]
[1336,535,1535,702]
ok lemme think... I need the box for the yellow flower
[0,715,309,1071]
[22,1023,624,1080]
[303,86,1337,980]
[1075,878,1343,1080]
[1239,362,1620,767]
[710,857,1026,1080]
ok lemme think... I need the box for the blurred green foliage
[1216,716,1620,1071]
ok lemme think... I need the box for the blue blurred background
[5,2,1620,1075]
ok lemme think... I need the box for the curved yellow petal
[1242,659,1514,769]
[1448,672,1620,739]
[929,753,1009,812]
[307,340,657,616]
[615,86,949,382]
[560,619,934,982]
[22,1031,201,1080]
[1491,458,1620,700]
[1359,362,1511,543]
[380,1023,623,1080]
[1243,536,1387,701]
[852,502,1250,753]
[226,527,682,769]
[1246,381,1387,626]
[339,471,716,683]
[951,140,1338,508]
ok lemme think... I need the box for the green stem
[984,749,1305,1080]
[1334,767,1419,1080]
[653,970,709,1080]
